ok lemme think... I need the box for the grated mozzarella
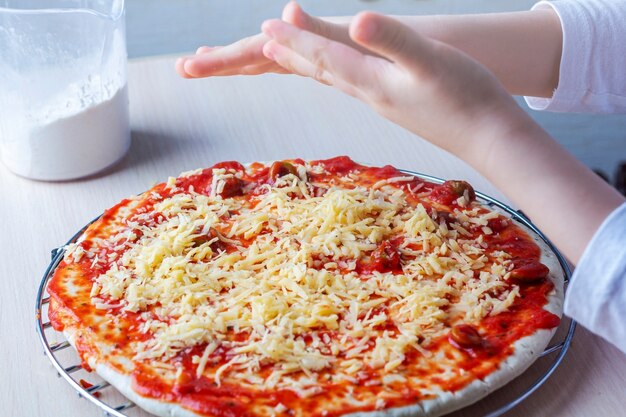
[89,163,518,395]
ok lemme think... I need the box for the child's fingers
[196,61,289,77]
[261,19,377,90]
[175,57,194,79]
[239,61,290,75]
[263,41,334,85]
[183,34,269,77]
[263,40,362,98]
[349,12,436,73]
[284,2,382,59]
[283,2,345,44]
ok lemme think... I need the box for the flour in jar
[0,80,130,181]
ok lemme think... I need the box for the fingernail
[183,59,195,76]
[261,21,275,38]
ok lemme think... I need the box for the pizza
[47,156,563,417]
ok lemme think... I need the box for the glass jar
[0,0,130,180]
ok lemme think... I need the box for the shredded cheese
[88,164,518,396]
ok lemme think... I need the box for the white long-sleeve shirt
[526,0,626,113]
[525,0,626,353]
[564,203,626,352]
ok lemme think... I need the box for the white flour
[0,81,130,181]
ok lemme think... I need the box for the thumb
[349,12,436,71]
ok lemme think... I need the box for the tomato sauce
[48,156,561,417]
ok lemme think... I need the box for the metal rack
[35,171,576,417]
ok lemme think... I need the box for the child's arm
[177,2,562,98]
[258,12,625,264]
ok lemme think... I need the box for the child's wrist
[448,99,538,169]
[468,105,555,183]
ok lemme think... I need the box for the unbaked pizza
[48,156,563,417]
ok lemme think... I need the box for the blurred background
[127,0,626,184]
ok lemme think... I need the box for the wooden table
[2,55,625,417]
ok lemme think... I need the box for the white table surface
[2,55,625,417]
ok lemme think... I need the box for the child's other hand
[176,2,362,79]
[261,10,527,164]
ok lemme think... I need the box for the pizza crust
[57,324,205,417]
[97,363,205,417]
[49,161,566,417]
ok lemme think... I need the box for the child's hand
[261,12,526,164]
[176,2,362,79]
[177,3,562,98]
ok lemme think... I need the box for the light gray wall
[125,0,626,179]
[125,0,537,58]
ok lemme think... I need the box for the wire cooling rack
[35,171,576,417]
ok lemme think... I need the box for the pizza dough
[48,157,564,417]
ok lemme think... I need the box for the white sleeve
[564,202,626,353]
[524,0,626,113]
